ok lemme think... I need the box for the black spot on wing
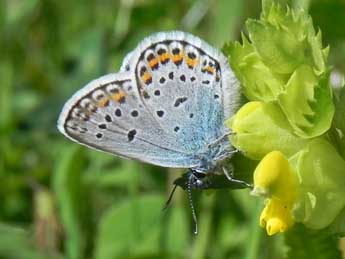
[127,129,137,142]
[174,97,187,107]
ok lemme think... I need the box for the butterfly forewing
[58,73,199,167]
[58,31,239,169]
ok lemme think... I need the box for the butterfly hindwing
[57,73,200,167]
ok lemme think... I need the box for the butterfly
[57,31,250,233]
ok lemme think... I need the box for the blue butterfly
[57,31,250,233]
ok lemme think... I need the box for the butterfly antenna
[187,176,198,235]
[162,184,178,211]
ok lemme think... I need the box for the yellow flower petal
[252,151,297,201]
[260,198,294,236]
[252,151,298,235]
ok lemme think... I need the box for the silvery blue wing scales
[57,31,250,233]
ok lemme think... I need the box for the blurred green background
[1,0,345,258]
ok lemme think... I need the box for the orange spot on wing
[141,72,152,82]
[159,53,170,62]
[97,98,109,107]
[205,66,215,74]
[186,57,198,68]
[148,58,159,68]
[172,54,183,62]
[111,91,126,102]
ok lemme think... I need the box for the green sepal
[226,101,309,160]
[278,66,334,138]
[289,139,345,229]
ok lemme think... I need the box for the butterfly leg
[222,166,252,189]
[162,184,178,211]
[216,149,239,161]
[207,130,234,148]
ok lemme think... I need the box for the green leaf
[53,145,90,259]
[162,206,189,256]
[6,0,39,25]
[94,194,165,259]
[284,224,342,259]
[0,223,62,259]
[278,65,334,138]
[209,0,244,45]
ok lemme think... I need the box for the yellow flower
[251,151,298,235]
[259,198,294,235]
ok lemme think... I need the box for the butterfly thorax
[192,133,231,174]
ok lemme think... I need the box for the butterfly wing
[57,31,239,169]
[57,72,200,167]
[125,31,239,154]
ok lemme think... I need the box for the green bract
[289,139,345,229]
[225,0,345,242]
[223,34,285,102]
[223,0,333,138]
[278,66,334,137]
[227,101,309,160]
